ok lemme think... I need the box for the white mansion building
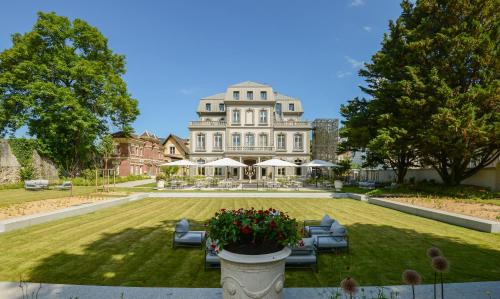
[188,81,311,179]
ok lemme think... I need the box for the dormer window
[247,91,253,100]
[206,103,211,111]
[233,91,240,100]
[219,103,225,112]
[289,103,295,111]
[260,91,267,100]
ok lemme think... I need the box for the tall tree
[340,9,419,183]
[400,0,500,185]
[0,12,139,177]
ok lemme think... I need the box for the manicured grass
[0,186,99,208]
[0,197,499,288]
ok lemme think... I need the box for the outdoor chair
[204,238,220,270]
[56,181,72,190]
[24,180,42,191]
[313,234,349,253]
[285,237,318,272]
[172,218,206,249]
[303,214,336,236]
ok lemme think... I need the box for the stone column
[257,157,261,180]
[239,157,243,180]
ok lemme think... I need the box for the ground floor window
[233,168,238,177]
[261,168,267,178]
[295,159,303,176]
[278,167,285,175]
[198,167,205,175]
[215,167,222,176]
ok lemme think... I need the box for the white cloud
[349,0,365,7]
[363,26,372,32]
[336,71,353,78]
[178,88,197,95]
[345,56,364,68]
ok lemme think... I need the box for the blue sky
[0,0,402,139]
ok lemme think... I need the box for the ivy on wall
[8,138,38,180]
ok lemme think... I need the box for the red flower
[299,240,304,247]
[211,243,216,249]
[270,220,277,229]
[221,208,226,212]
[240,226,252,235]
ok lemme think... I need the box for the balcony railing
[189,120,227,128]
[274,120,311,128]
[226,146,274,152]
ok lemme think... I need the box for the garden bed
[0,192,127,220]
[385,196,500,221]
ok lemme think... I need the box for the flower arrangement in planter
[207,207,301,255]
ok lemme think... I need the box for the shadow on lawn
[27,221,500,288]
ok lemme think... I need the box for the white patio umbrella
[303,159,339,187]
[160,160,196,166]
[303,159,338,167]
[254,158,297,181]
[160,160,196,177]
[205,158,247,179]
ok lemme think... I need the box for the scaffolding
[312,119,339,162]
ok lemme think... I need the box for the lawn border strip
[363,197,500,233]
[1,191,497,234]
[0,193,148,233]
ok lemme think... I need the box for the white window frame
[247,91,253,100]
[214,133,223,150]
[277,133,286,150]
[289,103,295,111]
[169,146,175,155]
[260,91,267,100]
[196,133,206,150]
[259,110,268,124]
[219,103,225,111]
[259,133,268,147]
[232,133,241,147]
[293,133,303,150]
[232,109,240,124]
[233,91,240,100]
[245,133,255,147]
[205,103,211,111]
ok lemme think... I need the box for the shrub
[207,207,301,255]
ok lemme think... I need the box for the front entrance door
[243,159,256,180]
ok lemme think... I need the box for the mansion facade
[188,81,311,179]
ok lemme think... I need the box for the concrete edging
[0,193,148,233]
[1,191,497,234]
[357,195,499,233]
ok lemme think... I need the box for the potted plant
[155,173,166,189]
[333,159,352,191]
[207,208,301,299]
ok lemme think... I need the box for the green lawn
[0,186,100,208]
[0,197,499,288]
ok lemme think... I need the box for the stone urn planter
[156,179,165,189]
[334,180,343,191]
[219,247,291,299]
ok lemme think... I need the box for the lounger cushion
[291,237,314,254]
[329,222,347,235]
[314,235,348,249]
[175,231,205,244]
[286,254,316,265]
[306,226,330,236]
[205,253,220,264]
[320,214,335,226]
[175,219,189,233]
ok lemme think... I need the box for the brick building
[111,131,166,176]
